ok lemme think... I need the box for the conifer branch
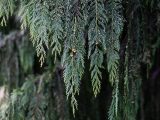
[48,0,64,62]
[106,0,124,119]
[62,0,85,115]
[19,0,50,66]
[88,0,107,97]
[0,0,15,26]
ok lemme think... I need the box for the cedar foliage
[0,0,160,120]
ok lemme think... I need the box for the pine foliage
[0,0,124,118]
[106,0,123,119]
[19,0,64,66]
[1,0,159,119]
[0,0,124,117]
[88,0,107,97]
[0,0,15,26]
[48,0,64,62]
[19,0,51,66]
[62,0,85,115]
[0,72,68,120]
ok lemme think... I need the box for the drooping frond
[88,0,107,97]
[19,0,50,66]
[107,0,123,85]
[62,0,85,115]
[48,0,64,62]
[106,0,124,119]
[0,0,15,26]
[7,74,53,120]
[108,82,119,120]
[2,0,159,119]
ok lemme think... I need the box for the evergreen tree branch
[88,0,107,97]
[19,0,51,66]
[106,0,124,119]
[62,0,85,115]
[0,0,15,26]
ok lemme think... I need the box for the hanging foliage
[0,0,160,119]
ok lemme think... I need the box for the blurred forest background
[0,0,160,120]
